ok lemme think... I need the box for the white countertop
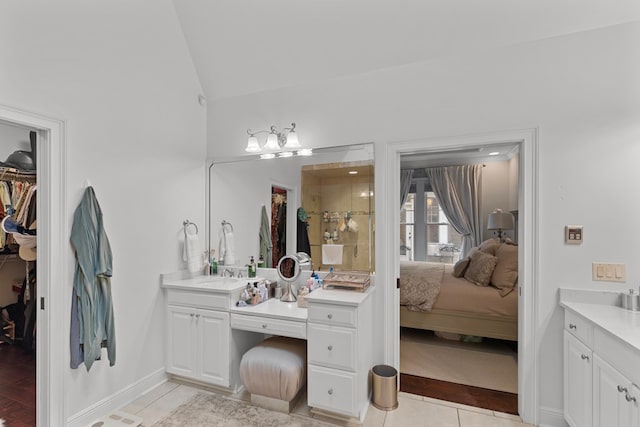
[305,286,373,306]
[161,275,248,293]
[560,289,640,353]
[230,298,308,322]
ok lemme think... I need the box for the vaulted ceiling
[172,0,640,101]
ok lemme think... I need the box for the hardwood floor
[0,343,36,426]
[400,373,518,415]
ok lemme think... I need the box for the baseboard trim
[538,406,568,427]
[66,368,168,427]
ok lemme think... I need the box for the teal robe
[70,186,115,370]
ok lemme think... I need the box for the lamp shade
[284,130,301,149]
[264,132,280,150]
[487,209,514,230]
[245,135,261,152]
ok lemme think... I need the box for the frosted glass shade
[284,130,301,149]
[245,135,261,152]
[264,132,280,150]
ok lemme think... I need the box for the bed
[399,243,518,341]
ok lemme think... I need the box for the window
[400,191,462,263]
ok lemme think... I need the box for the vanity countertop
[161,274,247,293]
[559,288,640,352]
[230,298,307,322]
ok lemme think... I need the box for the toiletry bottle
[333,229,338,240]
[211,258,218,275]
[248,256,257,278]
[258,254,265,268]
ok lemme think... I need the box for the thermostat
[565,225,583,244]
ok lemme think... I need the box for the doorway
[398,143,520,414]
[382,129,539,425]
[0,104,67,426]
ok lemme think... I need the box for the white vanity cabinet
[167,304,229,386]
[306,288,374,422]
[562,301,640,427]
[162,282,243,389]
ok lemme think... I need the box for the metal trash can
[371,364,398,410]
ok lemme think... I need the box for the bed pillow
[478,238,501,256]
[452,247,478,277]
[491,243,518,296]
[464,250,498,287]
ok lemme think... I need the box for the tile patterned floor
[121,380,534,427]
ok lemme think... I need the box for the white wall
[0,122,33,162]
[208,21,640,422]
[0,1,206,421]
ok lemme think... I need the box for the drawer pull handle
[190,313,195,317]
[328,389,333,395]
[262,324,268,328]
[569,324,577,330]
[618,385,628,393]
[327,314,333,319]
[328,345,333,351]
[625,393,637,403]
[196,314,200,318]
[581,354,589,361]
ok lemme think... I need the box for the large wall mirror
[208,143,375,273]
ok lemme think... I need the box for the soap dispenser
[247,256,257,278]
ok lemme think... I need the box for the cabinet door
[196,309,230,386]
[564,331,593,427]
[593,354,635,427]
[167,305,196,378]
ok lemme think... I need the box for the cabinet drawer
[308,304,357,327]
[230,313,307,339]
[308,323,356,371]
[565,310,593,347]
[308,364,357,417]
[167,290,229,311]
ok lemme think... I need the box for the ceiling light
[489,151,500,156]
[348,171,358,175]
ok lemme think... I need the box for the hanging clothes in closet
[271,190,287,267]
[0,169,37,255]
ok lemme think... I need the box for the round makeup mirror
[277,252,311,302]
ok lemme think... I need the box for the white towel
[322,244,344,265]
[183,227,202,273]
[219,229,236,266]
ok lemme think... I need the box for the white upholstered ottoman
[239,336,307,413]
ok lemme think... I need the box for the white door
[564,331,593,427]
[197,308,230,386]
[167,305,197,378]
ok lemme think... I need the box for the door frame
[381,128,539,425]
[0,104,67,426]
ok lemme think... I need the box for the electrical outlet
[592,263,626,282]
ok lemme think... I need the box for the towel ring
[221,220,233,232]
[183,220,198,234]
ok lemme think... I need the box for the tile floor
[121,380,534,427]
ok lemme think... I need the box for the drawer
[308,323,356,371]
[308,304,357,328]
[308,364,357,417]
[167,290,229,311]
[230,313,307,339]
[565,310,593,347]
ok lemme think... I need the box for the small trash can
[371,364,398,410]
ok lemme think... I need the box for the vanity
[560,289,640,427]
[161,272,376,424]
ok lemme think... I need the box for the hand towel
[322,244,344,265]
[183,226,202,273]
[219,228,236,266]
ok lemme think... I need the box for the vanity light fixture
[297,148,313,156]
[246,122,301,153]
[278,151,294,158]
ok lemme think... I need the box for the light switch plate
[565,225,583,244]
[592,263,626,282]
